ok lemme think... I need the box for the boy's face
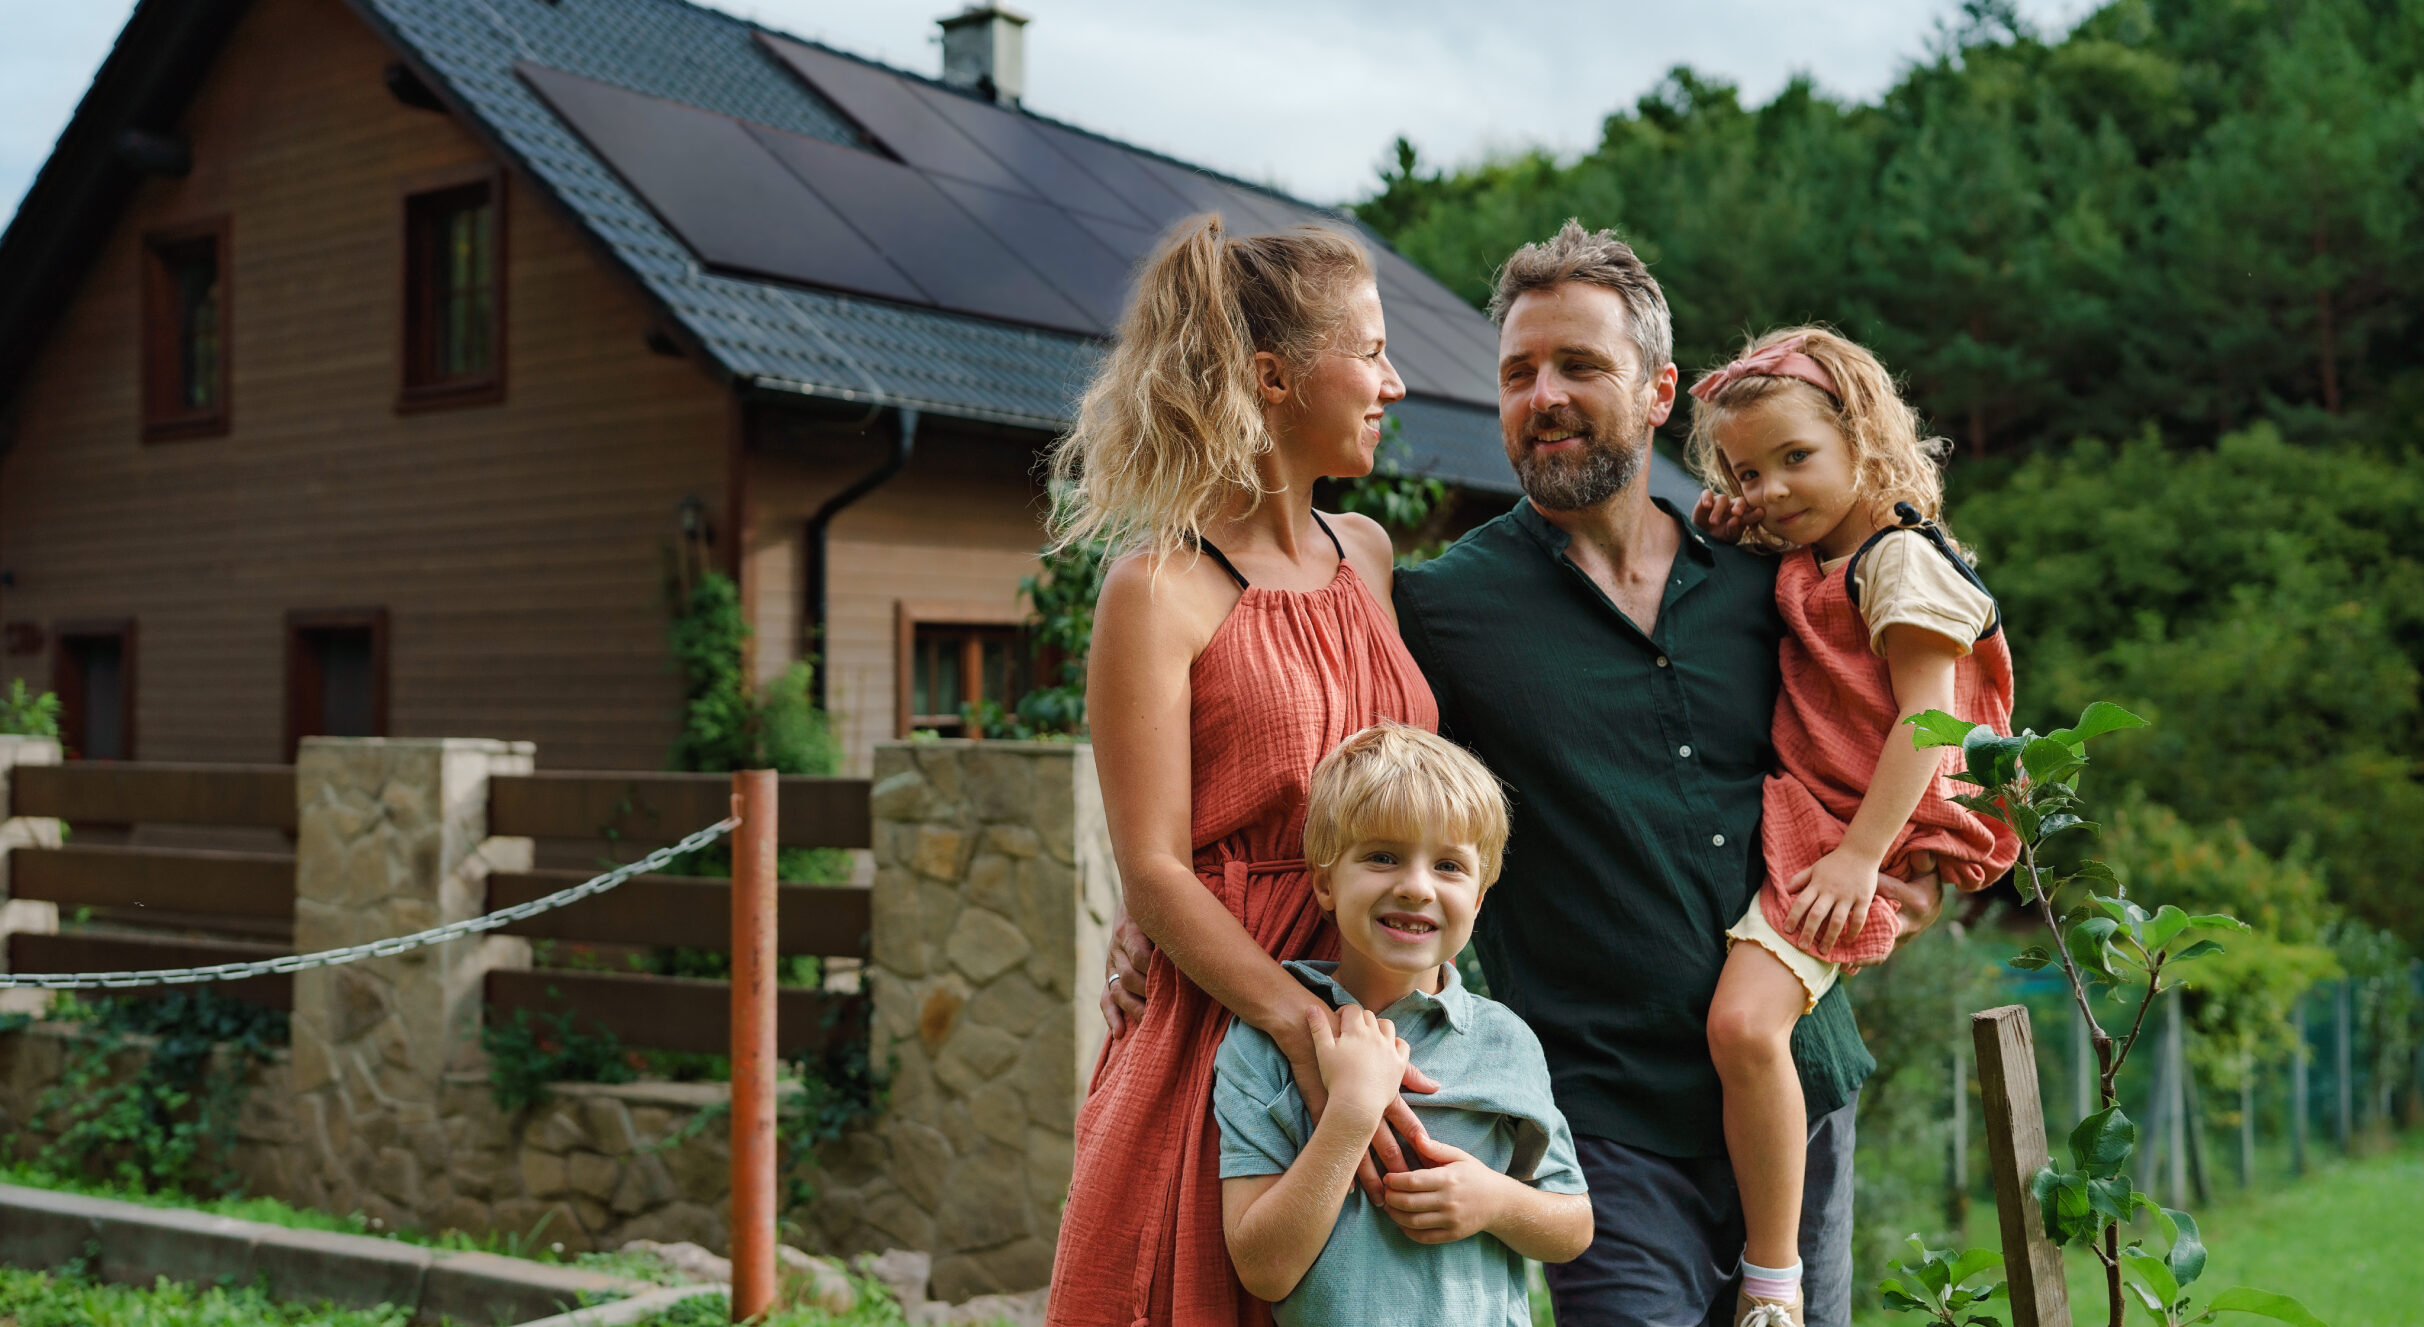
[1313,834,1485,980]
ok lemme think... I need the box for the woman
[1045,214,1438,1326]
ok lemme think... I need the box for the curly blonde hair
[1684,326,1956,554]
[1047,214,1373,555]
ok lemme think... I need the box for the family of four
[1037,218,2018,1327]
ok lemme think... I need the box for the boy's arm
[1221,1007,1406,1303]
[1380,1134,1593,1263]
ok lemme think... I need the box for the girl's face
[1264,282,1406,479]
[1712,390,1868,559]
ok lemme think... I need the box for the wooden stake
[730,770,779,1322]
[1972,1006,2071,1327]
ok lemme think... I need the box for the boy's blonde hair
[1685,325,1957,554]
[1303,723,1510,887]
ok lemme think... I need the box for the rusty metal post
[730,770,779,1321]
[1973,1005,2072,1327]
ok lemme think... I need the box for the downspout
[804,406,917,712]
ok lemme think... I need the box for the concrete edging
[0,1183,655,1325]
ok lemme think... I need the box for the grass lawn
[0,1265,415,1326]
[1851,1129,2420,1327]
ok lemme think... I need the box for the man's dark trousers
[1544,1095,1858,1327]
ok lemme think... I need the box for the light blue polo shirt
[1213,960,1587,1326]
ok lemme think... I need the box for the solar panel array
[517,40,1500,405]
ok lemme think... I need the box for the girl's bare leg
[1707,940,1812,1270]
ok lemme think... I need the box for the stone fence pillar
[841,741,1115,1303]
[288,737,534,1229]
[0,736,63,984]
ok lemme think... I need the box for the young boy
[1215,722,1592,1325]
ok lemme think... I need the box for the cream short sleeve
[1849,528,1997,657]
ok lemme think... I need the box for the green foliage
[1000,535,1109,739]
[1879,1237,2004,1325]
[1900,702,2325,1327]
[15,992,287,1198]
[0,1264,415,1327]
[0,680,61,738]
[480,1004,644,1113]
[1335,426,1451,567]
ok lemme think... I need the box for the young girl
[1687,328,2019,1327]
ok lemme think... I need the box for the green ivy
[480,1004,645,1113]
[0,680,60,739]
[13,992,287,1197]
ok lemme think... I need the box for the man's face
[1496,284,1677,511]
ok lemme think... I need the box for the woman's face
[1266,282,1405,479]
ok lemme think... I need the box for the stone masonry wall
[803,741,1114,1303]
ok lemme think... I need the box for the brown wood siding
[0,0,729,769]
[746,428,1049,773]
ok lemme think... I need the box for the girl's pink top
[1049,557,1436,1327]
[1759,543,2020,966]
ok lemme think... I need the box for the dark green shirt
[1394,498,1874,1157]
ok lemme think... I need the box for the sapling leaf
[2087,1173,2137,1222]
[2143,904,2192,953]
[2125,1252,2180,1310]
[2072,860,2120,888]
[2164,1208,2206,1288]
[2040,812,2092,838]
[1948,1248,2003,1283]
[2170,940,2227,963]
[2031,1165,2094,1244]
[1879,1289,1926,1312]
[2022,735,2085,785]
[1907,709,1983,749]
[2010,945,2055,971]
[2049,701,2149,747]
[2204,1287,2327,1327]
[2185,914,2251,934]
[1962,728,2028,788]
[2124,1272,2167,1321]
[2071,1105,2135,1177]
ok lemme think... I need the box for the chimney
[937,5,1028,106]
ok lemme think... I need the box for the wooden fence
[0,761,876,1056]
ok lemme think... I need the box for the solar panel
[898,82,1152,227]
[744,123,1097,336]
[1383,299,1497,404]
[927,176,1132,332]
[754,36,1038,198]
[517,63,926,305]
[1020,120,1200,228]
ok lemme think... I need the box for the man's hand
[1380,1133,1512,1245]
[1691,490,1765,544]
[1880,865,1944,948]
[1783,847,1882,954]
[1099,908,1154,1037]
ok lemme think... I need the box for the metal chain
[0,817,740,990]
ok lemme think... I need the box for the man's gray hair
[1488,219,1674,376]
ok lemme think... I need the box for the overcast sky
[1,0,2090,227]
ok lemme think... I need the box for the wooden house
[0,0,1694,774]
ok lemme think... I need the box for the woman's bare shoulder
[1323,510,1401,596]
[1098,547,1236,655]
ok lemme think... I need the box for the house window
[54,621,136,761]
[286,609,389,759]
[895,604,1030,737]
[141,220,230,440]
[401,177,502,406]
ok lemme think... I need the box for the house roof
[1,0,1702,504]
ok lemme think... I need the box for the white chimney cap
[937,5,1029,106]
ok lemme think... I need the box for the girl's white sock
[1740,1256,1802,1302]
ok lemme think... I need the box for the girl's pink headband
[1688,339,1838,403]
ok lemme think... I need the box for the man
[1387,220,1940,1327]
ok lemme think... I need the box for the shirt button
[1678,745,1693,758]
[1711,833,1727,847]
[1655,656,1671,668]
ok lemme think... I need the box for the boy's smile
[1315,835,1484,1011]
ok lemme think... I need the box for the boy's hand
[1309,1005,1409,1123]
[1381,1133,1512,1244]
[1784,847,1881,953]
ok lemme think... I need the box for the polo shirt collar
[1282,958,1475,1035]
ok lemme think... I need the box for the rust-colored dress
[1047,529,1437,1327]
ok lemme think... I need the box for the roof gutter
[803,405,917,711]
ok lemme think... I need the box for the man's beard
[1510,402,1648,511]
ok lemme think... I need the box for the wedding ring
[1105,972,1122,989]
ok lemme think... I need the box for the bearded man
[1388,221,1941,1327]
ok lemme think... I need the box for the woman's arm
[1223,1008,1407,1302]
[1783,623,1962,951]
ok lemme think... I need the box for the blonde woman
[1045,215,1439,1325]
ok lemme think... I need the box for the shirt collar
[1282,958,1475,1035]
[1514,492,1712,565]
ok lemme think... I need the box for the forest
[1353,0,2424,956]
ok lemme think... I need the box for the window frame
[284,607,391,761]
[51,618,137,761]
[397,165,506,412]
[894,600,1029,738]
[140,217,232,442]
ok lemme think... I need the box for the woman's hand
[1308,1006,1408,1123]
[1784,846,1882,953]
[1278,1003,1438,1202]
[1099,907,1155,1037]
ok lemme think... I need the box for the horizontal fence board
[484,969,865,1057]
[487,772,871,849]
[7,932,293,1010]
[486,872,869,956]
[7,764,297,831]
[11,844,295,919]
